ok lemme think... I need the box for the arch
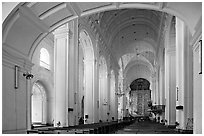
[125,63,152,89]
[79,30,94,60]
[124,58,154,77]
[130,78,150,90]
[40,48,50,69]
[31,81,47,124]
[2,3,201,61]
[79,29,95,124]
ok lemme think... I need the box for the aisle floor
[115,120,180,134]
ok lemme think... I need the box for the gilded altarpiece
[129,78,151,117]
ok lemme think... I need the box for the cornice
[3,43,34,71]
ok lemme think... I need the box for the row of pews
[27,120,135,134]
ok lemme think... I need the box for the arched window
[40,48,50,69]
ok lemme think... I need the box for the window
[40,48,50,70]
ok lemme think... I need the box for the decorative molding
[81,4,115,17]
[3,44,34,71]
[39,3,66,20]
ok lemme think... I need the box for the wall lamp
[23,72,34,80]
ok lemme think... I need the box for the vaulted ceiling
[3,2,202,82]
[88,8,167,78]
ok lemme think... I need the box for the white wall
[31,35,54,125]
[2,45,33,133]
[2,65,27,133]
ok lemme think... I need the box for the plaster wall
[2,63,27,133]
[31,36,54,124]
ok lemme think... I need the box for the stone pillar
[68,19,79,126]
[93,58,99,123]
[83,59,94,124]
[115,75,119,121]
[159,66,165,122]
[110,72,116,122]
[175,17,193,131]
[192,38,202,134]
[165,46,176,126]
[26,78,32,130]
[54,24,69,127]
[107,72,111,121]
[155,70,160,105]
[93,36,100,123]
[151,76,156,105]
[99,70,108,122]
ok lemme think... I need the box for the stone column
[93,58,99,123]
[83,59,94,124]
[54,24,70,127]
[165,46,176,126]
[107,72,111,121]
[159,66,165,122]
[68,19,79,126]
[192,38,202,134]
[114,74,119,121]
[151,75,156,105]
[175,17,193,131]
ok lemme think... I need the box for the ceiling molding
[19,6,49,33]
[39,3,66,20]
[81,4,115,17]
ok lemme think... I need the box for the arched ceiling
[3,2,201,72]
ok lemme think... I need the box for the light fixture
[23,72,34,79]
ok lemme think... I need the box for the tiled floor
[115,120,180,134]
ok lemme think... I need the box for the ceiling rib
[66,2,81,17]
